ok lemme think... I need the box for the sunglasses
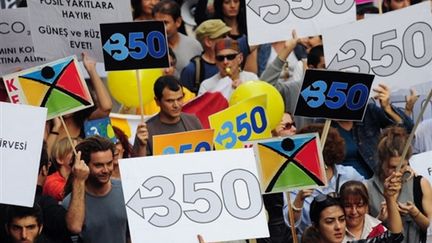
[283,122,296,130]
[215,53,238,62]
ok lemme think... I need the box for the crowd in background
[1,0,432,243]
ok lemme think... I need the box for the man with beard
[62,136,128,243]
[4,204,50,243]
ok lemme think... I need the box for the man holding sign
[134,75,202,156]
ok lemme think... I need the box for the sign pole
[59,116,78,157]
[320,119,332,150]
[397,89,432,171]
[286,192,299,243]
[136,70,145,123]
[378,0,383,14]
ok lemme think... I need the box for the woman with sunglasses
[304,171,404,243]
[339,181,386,241]
[366,126,432,243]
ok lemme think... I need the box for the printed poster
[2,56,93,119]
[0,8,47,75]
[27,0,132,61]
[153,129,214,155]
[247,133,327,193]
[0,102,47,207]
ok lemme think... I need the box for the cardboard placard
[0,102,47,206]
[100,21,169,71]
[294,69,374,121]
[119,148,269,242]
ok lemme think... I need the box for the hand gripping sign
[119,148,269,243]
[323,2,432,93]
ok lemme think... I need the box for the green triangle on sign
[45,88,83,117]
[273,162,317,191]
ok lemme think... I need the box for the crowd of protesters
[1,0,432,243]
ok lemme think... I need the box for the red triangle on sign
[293,139,324,182]
[56,62,91,102]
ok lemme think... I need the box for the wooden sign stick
[136,70,145,123]
[286,192,299,243]
[397,89,432,171]
[59,116,78,157]
[320,119,332,150]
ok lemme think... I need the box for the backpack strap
[193,56,204,93]
[413,175,424,213]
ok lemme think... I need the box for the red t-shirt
[42,171,66,202]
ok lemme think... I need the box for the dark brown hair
[340,180,369,206]
[298,123,345,167]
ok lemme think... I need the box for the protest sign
[119,148,269,243]
[109,113,153,144]
[100,21,169,71]
[324,2,432,93]
[27,0,132,62]
[2,56,93,119]
[410,151,432,184]
[153,129,214,155]
[209,95,272,150]
[246,133,326,194]
[294,69,374,121]
[0,8,47,75]
[84,117,118,143]
[0,102,47,207]
[246,0,356,45]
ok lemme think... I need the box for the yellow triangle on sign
[19,77,50,106]
[258,144,287,189]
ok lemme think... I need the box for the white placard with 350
[119,148,269,243]
[246,0,356,45]
[323,2,432,93]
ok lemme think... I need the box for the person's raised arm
[278,30,300,62]
[404,88,418,117]
[260,30,299,87]
[82,52,113,119]
[65,151,89,234]
[132,122,149,157]
[383,171,403,234]
[290,189,313,224]
[373,84,402,123]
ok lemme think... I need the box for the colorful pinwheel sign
[248,133,327,194]
[2,56,93,119]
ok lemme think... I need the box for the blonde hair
[51,137,81,168]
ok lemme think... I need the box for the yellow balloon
[107,69,163,107]
[229,80,284,130]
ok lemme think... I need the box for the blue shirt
[282,164,364,235]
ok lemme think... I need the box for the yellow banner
[209,95,272,150]
[153,129,214,155]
